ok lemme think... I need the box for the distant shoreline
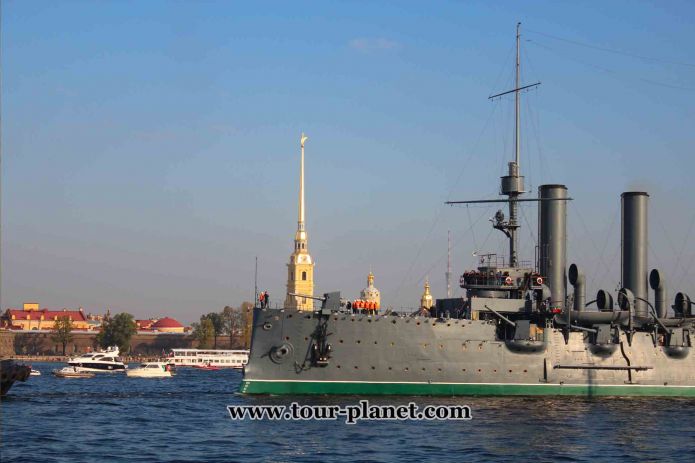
[3,355,168,363]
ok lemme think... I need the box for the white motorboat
[53,366,95,378]
[126,362,172,378]
[30,369,41,376]
[68,346,127,372]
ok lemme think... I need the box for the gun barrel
[287,292,325,302]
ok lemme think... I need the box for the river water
[2,362,694,462]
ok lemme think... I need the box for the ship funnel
[538,184,568,310]
[649,269,667,318]
[568,263,585,312]
[621,192,649,318]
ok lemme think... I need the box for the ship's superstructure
[284,133,315,311]
[241,24,695,396]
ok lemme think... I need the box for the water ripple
[2,362,695,462]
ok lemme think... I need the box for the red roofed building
[136,319,155,331]
[151,317,184,333]
[1,302,90,331]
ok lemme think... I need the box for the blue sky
[3,1,695,323]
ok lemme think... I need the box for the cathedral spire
[285,133,315,311]
[298,133,308,232]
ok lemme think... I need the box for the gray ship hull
[241,308,695,396]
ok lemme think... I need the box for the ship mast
[488,23,539,268]
[446,23,540,269]
[515,22,521,169]
[509,22,522,267]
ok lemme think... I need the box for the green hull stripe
[240,380,695,397]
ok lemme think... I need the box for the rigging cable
[525,29,695,68]
[526,39,695,92]
[675,213,695,289]
[412,205,494,289]
[592,205,619,289]
[569,201,613,287]
[389,98,501,304]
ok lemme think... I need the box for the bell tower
[285,133,315,311]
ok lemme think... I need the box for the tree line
[50,302,254,355]
[191,302,254,349]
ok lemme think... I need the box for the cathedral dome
[420,279,434,309]
[360,271,381,305]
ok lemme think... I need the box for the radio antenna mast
[446,230,452,297]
